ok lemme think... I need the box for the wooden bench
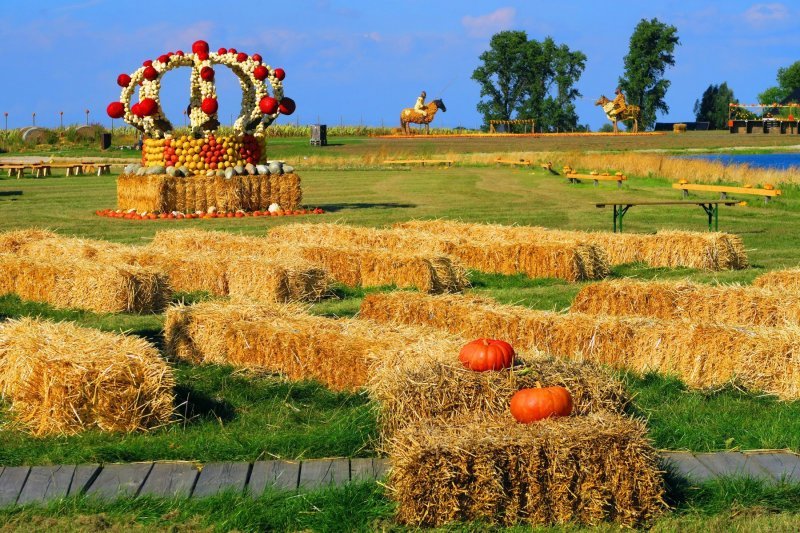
[383,159,453,167]
[565,172,627,188]
[48,163,85,176]
[596,200,739,232]
[495,157,532,167]
[31,164,51,177]
[4,165,26,178]
[672,182,781,203]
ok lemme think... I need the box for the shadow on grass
[318,202,416,212]
[174,384,236,423]
[0,190,22,196]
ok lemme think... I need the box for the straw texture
[360,292,800,400]
[388,411,665,527]
[754,269,800,292]
[0,318,174,436]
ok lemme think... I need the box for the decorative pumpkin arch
[107,40,294,139]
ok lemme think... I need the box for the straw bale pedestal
[116,173,302,213]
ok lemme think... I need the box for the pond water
[684,153,800,170]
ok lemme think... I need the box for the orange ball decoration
[458,338,515,372]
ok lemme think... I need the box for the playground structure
[728,102,800,134]
[400,99,446,134]
[595,95,640,133]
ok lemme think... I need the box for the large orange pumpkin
[458,338,515,372]
[510,386,573,423]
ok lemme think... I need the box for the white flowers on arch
[107,40,294,139]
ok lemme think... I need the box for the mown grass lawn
[1,139,800,529]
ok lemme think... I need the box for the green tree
[758,61,800,104]
[472,31,586,132]
[618,18,680,130]
[694,82,737,129]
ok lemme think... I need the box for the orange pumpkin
[458,338,515,372]
[510,386,573,423]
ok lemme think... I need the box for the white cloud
[363,32,382,43]
[462,7,516,38]
[743,3,790,27]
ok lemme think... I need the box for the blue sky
[0,0,797,130]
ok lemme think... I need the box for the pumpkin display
[458,338,515,372]
[510,386,573,423]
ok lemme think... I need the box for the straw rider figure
[609,87,627,119]
[414,91,428,117]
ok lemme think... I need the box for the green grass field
[1,134,800,530]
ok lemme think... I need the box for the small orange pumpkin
[510,386,573,423]
[458,338,515,372]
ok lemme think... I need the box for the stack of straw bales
[754,269,800,291]
[388,411,665,527]
[360,292,800,400]
[572,279,800,327]
[0,318,174,436]
[152,229,468,293]
[368,341,629,439]
[395,220,748,271]
[268,223,609,282]
[117,172,302,213]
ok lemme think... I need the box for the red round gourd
[273,68,285,80]
[117,73,131,87]
[138,98,158,116]
[278,97,296,115]
[143,66,158,81]
[106,101,125,119]
[259,96,279,115]
[200,66,215,81]
[201,98,218,115]
[253,65,269,80]
[458,338,515,372]
[192,40,210,55]
[510,386,573,423]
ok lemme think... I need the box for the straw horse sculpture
[400,99,446,134]
[595,95,640,133]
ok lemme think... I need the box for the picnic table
[595,200,739,232]
[672,182,781,203]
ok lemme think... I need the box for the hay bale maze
[572,279,800,327]
[151,228,467,293]
[117,172,302,213]
[360,292,800,400]
[388,412,665,528]
[395,220,748,271]
[268,223,609,281]
[0,318,174,436]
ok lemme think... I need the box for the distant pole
[340,115,343,127]
[183,110,187,127]
[32,112,36,126]
[4,112,7,131]
[111,118,114,134]
[59,111,63,129]
[85,109,89,125]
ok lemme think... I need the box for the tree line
[473,18,800,131]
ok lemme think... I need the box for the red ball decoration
[139,98,158,116]
[117,74,131,87]
[175,50,184,56]
[106,101,125,119]
[197,52,209,61]
[253,65,269,80]
[192,40,209,55]
[143,59,153,67]
[143,66,158,80]
[236,52,248,62]
[131,103,143,117]
[217,47,227,55]
[228,48,237,54]
[259,97,279,115]
[200,66,215,81]
[252,53,262,63]
[201,98,218,115]
[157,54,170,64]
[278,97,296,115]
[274,68,285,80]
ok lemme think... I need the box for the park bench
[48,163,85,176]
[382,159,453,167]
[596,200,738,232]
[566,171,627,188]
[672,181,781,203]
[31,163,51,177]
[3,165,26,178]
[495,157,532,167]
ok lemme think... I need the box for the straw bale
[163,301,454,390]
[0,318,174,436]
[368,339,629,439]
[388,411,665,527]
[0,254,170,313]
[572,279,800,327]
[360,292,800,400]
[136,250,229,296]
[226,257,329,302]
[753,269,800,292]
[116,173,302,213]
[395,220,748,271]
[152,229,467,293]
[268,223,608,281]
